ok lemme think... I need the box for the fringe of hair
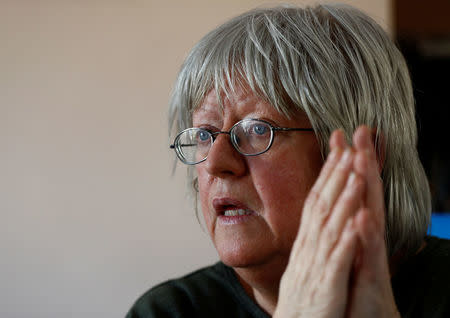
[168,4,431,257]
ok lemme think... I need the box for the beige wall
[0,1,390,317]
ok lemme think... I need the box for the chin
[216,240,286,271]
[216,241,265,267]
[220,248,289,289]
[219,253,259,268]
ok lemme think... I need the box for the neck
[233,257,288,315]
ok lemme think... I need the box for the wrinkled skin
[194,87,400,317]
[274,128,400,318]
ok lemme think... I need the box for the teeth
[223,209,252,216]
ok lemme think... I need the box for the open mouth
[222,208,254,217]
[213,198,256,217]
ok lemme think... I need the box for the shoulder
[415,236,450,275]
[126,262,259,318]
[396,236,450,278]
[393,236,450,317]
[421,236,450,288]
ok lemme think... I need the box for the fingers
[352,126,385,230]
[302,147,355,247]
[306,129,346,204]
[354,208,382,253]
[327,217,358,285]
[350,127,391,299]
[298,126,386,264]
[300,130,345,228]
[354,208,388,277]
[298,129,365,261]
[315,149,354,216]
[323,172,364,255]
[345,208,399,318]
[330,128,347,150]
[280,126,392,318]
[295,125,384,265]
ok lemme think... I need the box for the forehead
[193,87,310,126]
[193,88,258,117]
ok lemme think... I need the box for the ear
[370,128,386,174]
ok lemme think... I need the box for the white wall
[0,1,390,317]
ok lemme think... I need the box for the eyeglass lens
[175,128,212,164]
[174,119,273,164]
[232,120,272,155]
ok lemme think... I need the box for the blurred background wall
[0,1,392,317]
[394,0,450,212]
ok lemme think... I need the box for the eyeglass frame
[169,118,314,165]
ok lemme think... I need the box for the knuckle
[323,225,339,246]
[305,189,320,207]
[313,195,331,217]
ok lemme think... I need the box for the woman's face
[193,87,323,272]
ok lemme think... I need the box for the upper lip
[212,197,252,215]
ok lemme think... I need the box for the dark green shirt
[126,236,450,318]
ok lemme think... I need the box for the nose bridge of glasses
[198,129,245,168]
[211,130,237,151]
[211,130,231,139]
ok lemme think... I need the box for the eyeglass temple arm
[170,143,197,149]
[273,127,314,132]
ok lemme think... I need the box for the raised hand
[274,129,363,318]
[274,126,400,318]
[345,126,400,318]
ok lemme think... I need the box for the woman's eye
[197,130,211,141]
[252,124,268,135]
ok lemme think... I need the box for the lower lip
[217,213,256,225]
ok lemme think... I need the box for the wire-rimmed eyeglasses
[170,118,314,165]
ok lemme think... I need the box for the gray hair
[169,4,431,257]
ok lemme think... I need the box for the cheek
[255,166,311,212]
[196,170,214,229]
[253,153,323,233]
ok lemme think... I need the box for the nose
[204,132,247,177]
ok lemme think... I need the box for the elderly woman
[127,4,450,318]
